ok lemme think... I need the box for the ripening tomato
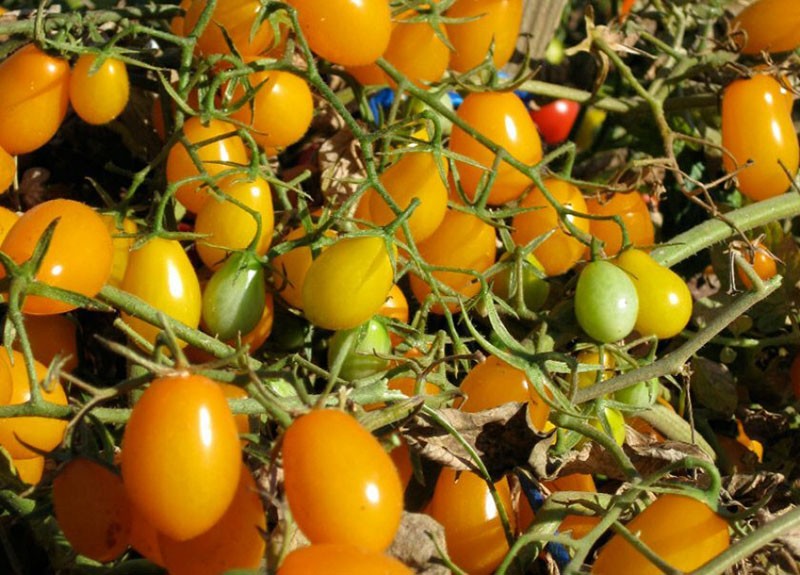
[366,151,448,244]
[736,243,778,289]
[449,91,542,205]
[491,252,550,312]
[0,44,71,155]
[328,317,392,381]
[119,237,202,347]
[271,226,336,310]
[21,313,79,372]
[576,348,615,390]
[302,236,394,330]
[511,179,590,276]
[166,117,248,213]
[159,464,265,575]
[460,355,550,431]
[12,455,44,485]
[282,409,403,552]
[722,74,799,202]
[53,458,131,562]
[428,468,515,575]
[69,54,129,125]
[445,0,523,72]
[0,145,14,192]
[278,544,413,575]
[0,199,113,315]
[202,251,266,340]
[288,0,391,66]
[592,494,730,575]
[185,0,278,57]
[585,192,654,256]
[410,209,497,312]
[575,260,639,343]
[100,214,137,288]
[615,249,692,339]
[0,349,68,459]
[378,283,409,325]
[229,70,313,152]
[121,374,242,542]
[530,99,581,146]
[732,0,800,55]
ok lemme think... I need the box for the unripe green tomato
[492,252,550,311]
[328,317,392,380]
[614,379,659,409]
[574,260,639,343]
[202,251,266,340]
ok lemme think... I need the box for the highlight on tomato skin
[277,543,413,575]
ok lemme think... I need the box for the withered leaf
[388,512,449,575]
[724,472,785,508]
[690,356,737,417]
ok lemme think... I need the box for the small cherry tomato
[302,235,394,330]
[0,349,68,459]
[159,464,266,575]
[121,374,242,542]
[0,145,15,192]
[119,237,202,347]
[722,74,799,202]
[585,191,654,256]
[428,468,515,575]
[511,179,590,276]
[0,44,71,155]
[445,0,523,72]
[736,243,778,289]
[530,99,581,145]
[166,117,248,213]
[575,260,639,343]
[69,54,129,125]
[328,317,392,380]
[53,458,131,562]
[614,249,692,339]
[184,0,279,57]
[202,251,266,341]
[12,455,44,485]
[288,0,392,66]
[1,199,114,315]
[591,494,730,575]
[278,544,413,575]
[449,91,542,205]
[732,0,800,54]
[100,214,137,288]
[271,226,335,310]
[378,283,410,325]
[576,348,616,390]
[21,313,79,372]
[491,252,550,312]
[282,409,404,552]
[613,378,659,408]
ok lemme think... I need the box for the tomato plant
[69,54,129,125]
[530,99,581,145]
[121,374,241,542]
[445,0,523,73]
[281,409,404,552]
[53,458,131,562]
[0,44,70,155]
[328,317,392,381]
[278,544,413,575]
[575,260,639,343]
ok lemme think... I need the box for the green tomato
[574,260,638,343]
[492,252,550,312]
[614,379,660,409]
[328,317,392,381]
[202,251,266,340]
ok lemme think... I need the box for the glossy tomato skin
[119,237,202,347]
[366,151,448,244]
[185,0,278,57]
[410,209,497,313]
[722,74,799,202]
[328,317,392,381]
[449,91,542,205]
[585,192,654,256]
[53,458,131,562]
[445,0,523,72]
[1,199,113,315]
[511,179,590,276]
[460,355,550,431]
[592,494,730,575]
[736,244,778,289]
[530,99,581,146]
[278,544,413,575]
[282,409,403,552]
[230,70,314,152]
[69,54,129,125]
[428,468,515,575]
[575,260,639,343]
[0,44,71,155]
[201,251,266,340]
[100,214,137,288]
[0,349,68,459]
[159,464,266,575]
[615,249,692,339]
[166,117,248,213]
[0,146,15,192]
[13,455,45,485]
[302,236,394,330]
[121,374,242,542]
[289,0,392,66]
[271,226,335,310]
[732,0,800,54]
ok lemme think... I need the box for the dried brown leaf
[388,512,449,575]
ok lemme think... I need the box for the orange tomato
[100,214,137,288]
[21,314,79,372]
[184,0,278,57]
[69,54,129,125]
[278,544,413,575]
[732,0,800,54]
[736,243,778,289]
[12,455,45,485]
[271,226,335,310]
[0,145,14,192]
[445,0,523,72]
[585,192,654,256]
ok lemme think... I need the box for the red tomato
[282,409,404,552]
[585,192,654,256]
[288,0,392,67]
[278,544,413,575]
[722,74,799,202]
[449,91,542,205]
[428,468,515,575]
[530,99,581,145]
[511,179,590,276]
[0,44,71,155]
[0,199,113,315]
[69,54,129,125]
[53,458,131,562]
[184,0,279,57]
[445,0,523,73]
[121,374,242,542]
[166,117,248,213]
[732,0,800,54]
